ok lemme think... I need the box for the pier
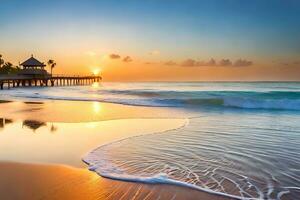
[0,55,102,90]
[0,75,102,90]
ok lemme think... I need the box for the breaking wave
[2,85,300,110]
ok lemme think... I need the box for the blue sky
[0,0,299,80]
[1,0,300,56]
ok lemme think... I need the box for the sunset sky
[1,0,300,81]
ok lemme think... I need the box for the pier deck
[0,75,102,90]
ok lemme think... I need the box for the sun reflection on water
[93,102,101,114]
[92,82,100,88]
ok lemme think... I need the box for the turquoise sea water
[2,82,300,110]
[2,82,300,199]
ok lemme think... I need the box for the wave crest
[3,85,300,111]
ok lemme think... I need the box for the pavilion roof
[20,56,46,67]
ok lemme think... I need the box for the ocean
[2,82,300,199]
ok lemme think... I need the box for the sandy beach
[0,162,234,200]
[0,99,233,200]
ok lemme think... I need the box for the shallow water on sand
[84,110,300,200]
[0,117,185,167]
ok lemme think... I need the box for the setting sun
[92,68,101,76]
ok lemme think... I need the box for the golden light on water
[92,82,100,88]
[92,102,101,113]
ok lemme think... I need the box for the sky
[0,0,300,81]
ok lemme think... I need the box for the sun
[92,68,101,75]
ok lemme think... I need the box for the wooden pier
[0,75,102,90]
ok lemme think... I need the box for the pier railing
[51,74,98,78]
[0,74,102,89]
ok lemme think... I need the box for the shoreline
[0,98,232,200]
[0,98,188,123]
[0,161,233,200]
[0,99,187,167]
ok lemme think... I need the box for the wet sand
[0,100,231,200]
[0,99,186,122]
[0,162,233,200]
[0,118,186,167]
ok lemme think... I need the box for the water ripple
[84,111,300,200]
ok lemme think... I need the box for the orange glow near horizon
[2,51,300,81]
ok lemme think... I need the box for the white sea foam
[88,166,249,200]
[83,145,248,200]
[83,144,260,200]
[83,113,300,200]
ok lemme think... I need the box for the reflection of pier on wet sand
[0,118,13,129]
[0,75,102,90]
